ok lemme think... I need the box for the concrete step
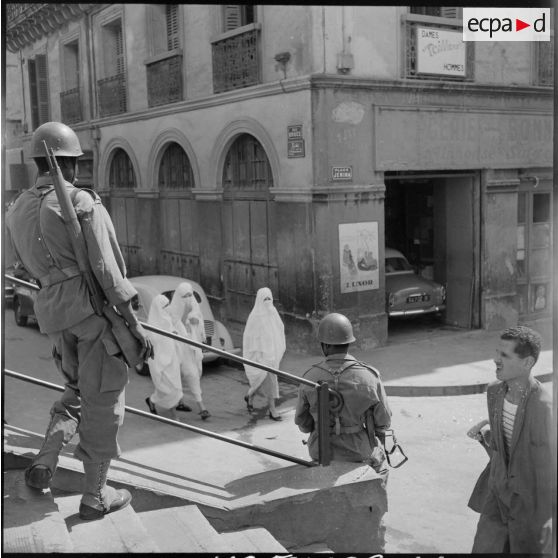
[54,492,159,553]
[219,527,288,552]
[2,470,74,553]
[137,504,224,552]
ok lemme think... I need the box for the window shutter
[28,59,39,128]
[440,7,459,18]
[115,23,124,76]
[36,54,50,125]
[224,5,241,31]
[166,5,179,50]
[63,42,79,90]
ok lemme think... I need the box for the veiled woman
[242,287,286,420]
[145,294,191,418]
[167,282,211,420]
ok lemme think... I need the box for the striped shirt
[502,398,518,455]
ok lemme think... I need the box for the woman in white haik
[145,294,192,418]
[242,287,286,420]
[167,282,211,420]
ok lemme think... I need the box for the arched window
[108,148,136,189]
[158,142,194,190]
[223,134,273,191]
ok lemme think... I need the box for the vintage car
[385,248,446,318]
[129,275,241,373]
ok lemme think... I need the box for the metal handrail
[4,273,332,465]
[3,368,316,467]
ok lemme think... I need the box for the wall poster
[339,221,379,293]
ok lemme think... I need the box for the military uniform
[295,352,392,464]
[6,175,137,467]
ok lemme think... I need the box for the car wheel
[135,362,151,377]
[13,298,28,327]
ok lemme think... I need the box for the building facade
[5,4,554,351]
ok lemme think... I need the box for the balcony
[212,26,261,94]
[60,87,82,124]
[98,73,127,117]
[146,53,183,107]
[6,4,92,52]
[405,19,474,81]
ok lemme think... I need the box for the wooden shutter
[63,42,79,90]
[28,58,39,129]
[440,7,460,18]
[36,55,50,125]
[115,22,124,76]
[224,5,241,31]
[166,5,179,50]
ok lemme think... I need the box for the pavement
[2,310,554,553]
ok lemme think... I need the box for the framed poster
[339,221,379,293]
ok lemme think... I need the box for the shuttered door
[222,134,277,325]
[158,143,199,281]
[28,59,39,129]
[108,149,140,276]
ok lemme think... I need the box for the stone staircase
[3,468,289,553]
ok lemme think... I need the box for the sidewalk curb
[384,371,553,397]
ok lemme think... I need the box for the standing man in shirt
[6,121,153,520]
[470,325,552,553]
[294,313,391,472]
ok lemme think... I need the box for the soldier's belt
[331,425,363,435]
[39,266,81,286]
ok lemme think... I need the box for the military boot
[79,461,132,520]
[25,413,78,489]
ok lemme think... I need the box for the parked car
[129,275,241,374]
[385,248,446,318]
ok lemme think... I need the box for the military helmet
[30,121,83,158]
[317,313,356,344]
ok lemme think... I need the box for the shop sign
[332,166,353,180]
[288,139,305,158]
[339,221,379,293]
[416,27,466,77]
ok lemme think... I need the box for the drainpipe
[85,8,100,192]
[337,5,353,74]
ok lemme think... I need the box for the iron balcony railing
[4,274,332,467]
[60,87,83,124]
[98,73,127,117]
[146,54,183,107]
[212,27,261,94]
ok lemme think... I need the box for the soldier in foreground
[294,313,392,471]
[6,121,153,520]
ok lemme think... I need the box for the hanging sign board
[416,27,466,77]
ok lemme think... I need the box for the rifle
[43,141,144,368]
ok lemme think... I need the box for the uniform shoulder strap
[356,361,381,378]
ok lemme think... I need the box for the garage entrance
[384,172,480,330]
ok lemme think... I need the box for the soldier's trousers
[34,313,129,470]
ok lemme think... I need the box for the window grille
[158,143,194,191]
[212,27,261,93]
[223,134,273,192]
[29,54,50,129]
[223,5,255,31]
[166,4,180,50]
[109,148,136,189]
